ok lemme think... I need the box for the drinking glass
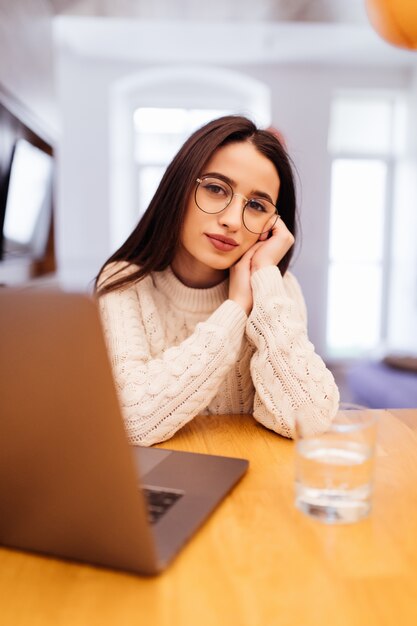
[294,404,379,524]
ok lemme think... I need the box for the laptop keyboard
[142,486,184,524]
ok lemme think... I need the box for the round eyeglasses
[194,176,279,235]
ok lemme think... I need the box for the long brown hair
[95,115,298,294]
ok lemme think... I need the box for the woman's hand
[228,243,262,315]
[250,218,294,274]
[229,219,294,315]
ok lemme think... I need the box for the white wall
[0,0,59,142]
[0,9,415,355]
[54,27,413,354]
[54,48,116,289]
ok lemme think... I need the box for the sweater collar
[152,266,228,313]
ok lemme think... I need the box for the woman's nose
[218,195,245,230]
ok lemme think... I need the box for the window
[326,92,404,358]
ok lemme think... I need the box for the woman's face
[172,141,280,287]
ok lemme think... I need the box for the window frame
[326,91,401,359]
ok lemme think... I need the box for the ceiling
[0,0,413,145]
[50,0,417,70]
[48,0,369,23]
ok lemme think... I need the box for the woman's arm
[98,271,247,447]
[246,266,339,438]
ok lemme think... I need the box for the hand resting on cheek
[228,218,295,316]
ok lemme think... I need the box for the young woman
[96,115,339,446]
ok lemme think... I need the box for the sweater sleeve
[98,274,247,446]
[246,265,339,438]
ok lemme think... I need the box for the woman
[96,115,339,446]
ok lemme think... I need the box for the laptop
[0,288,248,575]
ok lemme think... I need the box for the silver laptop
[0,289,248,575]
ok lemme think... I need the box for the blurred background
[0,0,416,407]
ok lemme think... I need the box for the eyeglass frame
[194,176,280,235]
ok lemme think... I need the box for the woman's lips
[205,233,238,252]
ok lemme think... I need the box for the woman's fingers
[251,219,294,272]
[229,244,261,315]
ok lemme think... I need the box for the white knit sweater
[98,262,339,446]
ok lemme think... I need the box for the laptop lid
[0,289,248,575]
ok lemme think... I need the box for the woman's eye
[205,184,226,196]
[247,199,267,213]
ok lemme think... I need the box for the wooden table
[1,409,417,626]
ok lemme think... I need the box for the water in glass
[295,438,374,523]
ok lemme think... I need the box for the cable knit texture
[98,262,339,446]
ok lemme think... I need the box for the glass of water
[294,405,379,524]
